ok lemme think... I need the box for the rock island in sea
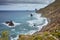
[3,21,21,28]
[5,21,14,26]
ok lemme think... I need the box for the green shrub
[0,30,9,40]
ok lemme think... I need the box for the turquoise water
[0,11,34,36]
[0,0,55,40]
[0,11,48,38]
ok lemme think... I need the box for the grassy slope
[0,0,60,40]
[18,0,60,40]
[37,0,60,32]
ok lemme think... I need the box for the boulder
[8,21,14,26]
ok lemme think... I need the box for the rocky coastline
[0,0,60,40]
[35,0,60,33]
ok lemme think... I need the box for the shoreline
[32,0,56,35]
[23,13,49,35]
[0,0,60,40]
[33,13,50,35]
[13,0,60,40]
[35,0,60,33]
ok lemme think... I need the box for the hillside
[37,0,60,32]
[0,0,60,40]
[18,0,60,40]
[17,0,60,40]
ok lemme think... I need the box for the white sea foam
[25,30,37,35]
[11,35,19,40]
[27,13,48,26]
[27,13,48,35]
[27,19,45,26]
[32,13,42,19]
[11,29,15,31]
[37,18,48,31]
[2,21,21,28]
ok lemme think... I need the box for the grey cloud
[0,0,54,4]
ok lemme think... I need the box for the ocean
[0,0,55,40]
[0,11,48,38]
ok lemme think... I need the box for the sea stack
[5,21,14,26]
[9,21,14,26]
[30,14,33,17]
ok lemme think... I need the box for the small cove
[0,0,55,40]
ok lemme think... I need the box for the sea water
[0,0,55,40]
[0,11,48,38]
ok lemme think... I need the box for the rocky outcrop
[5,21,14,26]
[37,0,60,32]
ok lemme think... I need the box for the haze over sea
[0,0,55,40]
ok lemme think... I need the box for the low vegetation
[0,27,59,40]
[0,0,60,40]
[17,25,60,40]
[0,30,9,40]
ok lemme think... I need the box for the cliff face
[37,0,60,32]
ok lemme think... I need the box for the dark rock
[34,24,36,26]
[30,14,33,17]
[35,9,37,13]
[5,21,14,26]
[8,21,14,26]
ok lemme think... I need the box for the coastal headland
[0,0,60,40]
[37,0,60,32]
[18,0,60,40]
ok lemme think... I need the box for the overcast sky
[0,0,55,10]
[0,0,55,4]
